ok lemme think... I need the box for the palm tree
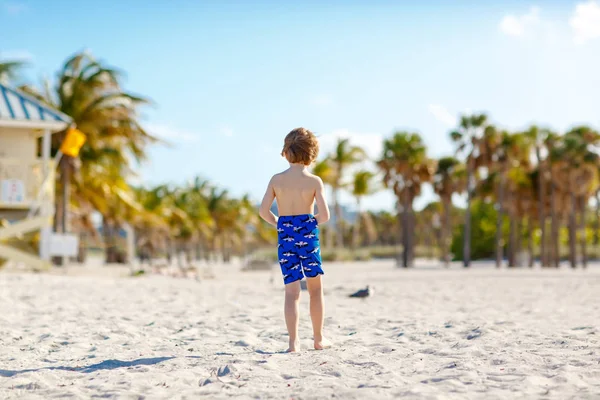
[0,60,25,83]
[131,185,172,264]
[544,132,562,267]
[77,155,144,263]
[185,177,214,262]
[450,113,489,267]
[327,138,366,248]
[351,170,376,248]
[524,126,549,266]
[492,131,532,267]
[433,157,466,266]
[205,187,251,262]
[20,51,156,264]
[378,132,434,267]
[551,127,600,268]
[595,169,600,259]
[370,211,398,246]
[504,161,535,267]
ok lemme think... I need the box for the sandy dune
[1,261,599,399]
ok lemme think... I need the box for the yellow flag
[60,127,87,157]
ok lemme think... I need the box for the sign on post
[60,127,87,157]
[1,179,25,204]
[49,233,79,257]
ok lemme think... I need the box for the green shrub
[451,199,504,261]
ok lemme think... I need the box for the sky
[2,0,600,212]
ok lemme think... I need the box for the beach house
[0,83,71,269]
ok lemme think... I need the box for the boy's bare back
[271,168,322,216]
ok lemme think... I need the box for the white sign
[49,233,79,257]
[1,179,25,204]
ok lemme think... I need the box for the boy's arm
[259,177,278,227]
[314,177,330,224]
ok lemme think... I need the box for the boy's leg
[306,275,330,350]
[284,280,301,352]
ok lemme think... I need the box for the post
[60,153,71,266]
[39,130,52,262]
[124,223,135,265]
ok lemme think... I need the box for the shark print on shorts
[277,214,324,284]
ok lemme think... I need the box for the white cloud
[145,123,199,143]
[499,6,541,37]
[0,49,34,61]
[428,104,457,128]
[570,1,600,44]
[312,94,333,107]
[1,1,27,15]
[220,126,234,137]
[318,129,384,160]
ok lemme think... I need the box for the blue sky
[2,0,600,211]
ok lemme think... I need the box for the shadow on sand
[0,357,175,377]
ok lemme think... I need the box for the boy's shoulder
[270,170,322,185]
[270,171,286,182]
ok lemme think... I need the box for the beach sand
[1,260,599,399]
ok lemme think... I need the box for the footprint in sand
[466,328,482,340]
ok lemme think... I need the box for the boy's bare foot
[287,340,300,353]
[314,337,332,350]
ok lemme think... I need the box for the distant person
[259,127,331,352]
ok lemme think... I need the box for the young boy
[259,127,331,352]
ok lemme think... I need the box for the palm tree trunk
[166,237,174,265]
[203,239,210,262]
[186,242,193,266]
[595,190,600,260]
[408,199,415,267]
[550,177,559,268]
[103,219,116,264]
[537,148,546,267]
[442,197,451,267]
[396,199,403,267]
[224,235,232,263]
[333,186,343,248]
[56,158,71,266]
[178,242,185,267]
[516,218,523,267]
[508,212,516,267]
[210,234,218,263]
[463,156,474,267]
[220,235,227,262]
[353,197,361,249]
[77,232,87,264]
[402,190,410,268]
[580,196,588,269]
[495,172,505,268]
[568,191,577,268]
[195,241,202,261]
[527,217,534,267]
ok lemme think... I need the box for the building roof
[0,82,71,131]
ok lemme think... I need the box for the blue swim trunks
[277,214,324,284]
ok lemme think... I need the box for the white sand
[1,261,599,399]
